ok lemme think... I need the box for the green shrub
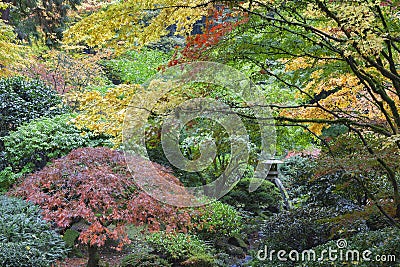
[0,195,68,267]
[221,178,282,215]
[260,205,367,252]
[120,252,171,267]
[146,232,214,264]
[62,229,82,257]
[101,48,170,84]
[193,201,243,240]
[303,227,400,267]
[280,155,368,209]
[181,254,217,267]
[2,114,112,174]
[0,77,65,142]
[279,155,317,206]
[0,167,23,193]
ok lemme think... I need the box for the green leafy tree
[209,0,400,221]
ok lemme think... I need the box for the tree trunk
[390,173,400,219]
[396,198,400,219]
[86,245,100,267]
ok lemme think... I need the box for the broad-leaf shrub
[303,227,400,267]
[2,114,112,174]
[120,252,172,267]
[11,147,194,250]
[221,178,282,215]
[0,77,65,141]
[280,155,376,208]
[193,201,243,240]
[0,167,23,192]
[260,205,367,252]
[0,195,67,267]
[279,155,317,205]
[0,153,9,191]
[146,231,214,264]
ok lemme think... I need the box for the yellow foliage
[280,1,399,135]
[282,71,397,135]
[66,85,142,146]
[63,0,211,50]
[66,81,189,146]
[0,21,28,76]
[284,57,313,71]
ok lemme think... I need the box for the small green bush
[0,77,65,141]
[2,114,112,174]
[279,155,317,206]
[303,227,400,267]
[280,155,369,209]
[260,205,367,252]
[181,254,217,267]
[221,178,282,215]
[146,232,214,264]
[120,252,171,267]
[193,201,243,240]
[0,195,68,267]
[0,167,23,193]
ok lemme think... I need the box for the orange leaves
[281,71,391,135]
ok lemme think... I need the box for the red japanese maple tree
[11,147,194,267]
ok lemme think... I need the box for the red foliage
[285,149,321,159]
[21,61,67,93]
[164,7,249,68]
[11,147,194,250]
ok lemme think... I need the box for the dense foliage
[120,252,172,267]
[146,232,214,264]
[0,77,65,143]
[101,48,170,84]
[193,201,243,240]
[0,195,67,267]
[0,21,24,76]
[66,84,141,146]
[222,178,282,215]
[2,114,112,174]
[260,205,367,252]
[2,0,81,44]
[21,50,111,94]
[304,227,400,267]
